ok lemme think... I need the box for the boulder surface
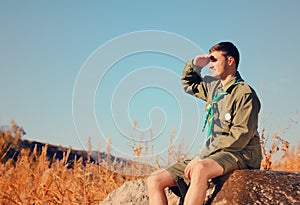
[100,178,179,205]
[208,170,300,205]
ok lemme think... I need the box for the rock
[207,170,300,205]
[100,178,179,205]
[100,170,300,205]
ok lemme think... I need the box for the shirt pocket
[221,109,233,134]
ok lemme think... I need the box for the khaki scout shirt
[182,61,262,169]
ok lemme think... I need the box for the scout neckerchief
[201,78,243,139]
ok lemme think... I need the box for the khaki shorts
[166,151,245,187]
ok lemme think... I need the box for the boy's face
[209,50,229,79]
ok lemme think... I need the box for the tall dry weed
[272,142,300,171]
[260,128,300,171]
[0,143,142,204]
[0,122,141,204]
[0,121,25,163]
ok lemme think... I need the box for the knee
[193,162,210,179]
[193,159,223,180]
[147,173,162,190]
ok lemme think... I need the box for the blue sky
[1,1,299,162]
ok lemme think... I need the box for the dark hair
[209,42,240,69]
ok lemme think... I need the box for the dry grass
[0,146,142,204]
[271,142,300,171]
[0,146,140,204]
[260,128,300,171]
[0,122,141,204]
[0,121,299,204]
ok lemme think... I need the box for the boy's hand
[184,157,199,180]
[193,54,210,68]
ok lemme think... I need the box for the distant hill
[4,138,104,164]
[1,136,155,176]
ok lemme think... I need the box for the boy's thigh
[208,151,240,175]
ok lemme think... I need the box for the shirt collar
[222,71,243,92]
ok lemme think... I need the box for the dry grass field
[0,121,299,204]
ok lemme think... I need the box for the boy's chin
[211,73,220,79]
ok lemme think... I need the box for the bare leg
[184,158,223,205]
[147,169,177,205]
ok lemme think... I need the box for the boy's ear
[227,56,235,66]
